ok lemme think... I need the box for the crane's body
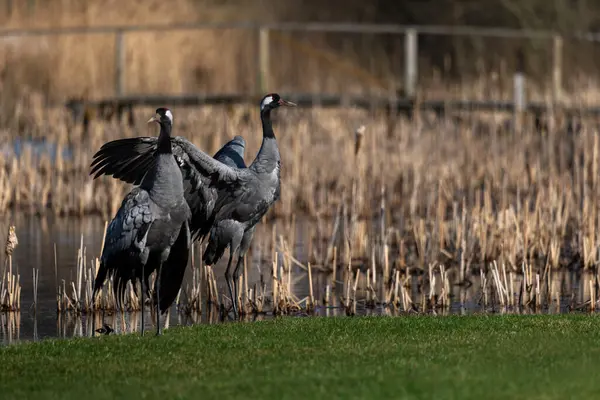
[92,108,191,336]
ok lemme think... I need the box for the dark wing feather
[213,135,247,168]
[158,220,191,313]
[89,135,243,242]
[213,174,265,224]
[170,136,239,183]
[90,137,158,184]
[169,136,243,241]
[188,135,247,240]
[93,187,154,298]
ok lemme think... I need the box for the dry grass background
[1,98,598,271]
[5,0,600,105]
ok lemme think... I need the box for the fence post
[404,28,418,98]
[257,27,270,95]
[552,35,563,104]
[514,48,526,132]
[114,30,125,97]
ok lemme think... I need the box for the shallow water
[0,213,311,344]
[0,214,597,345]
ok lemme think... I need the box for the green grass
[2,315,600,399]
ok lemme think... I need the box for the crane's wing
[170,136,239,182]
[213,135,247,168]
[90,136,241,185]
[93,187,154,297]
[213,174,268,223]
[90,136,242,242]
[157,219,190,313]
[187,135,246,241]
[89,137,157,185]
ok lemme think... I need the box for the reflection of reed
[1,312,21,344]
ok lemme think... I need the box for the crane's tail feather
[92,260,109,300]
[202,234,227,266]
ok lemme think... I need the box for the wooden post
[257,27,270,95]
[514,49,526,132]
[404,28,418,98]
[552,35,563,104]
[114,31,125,97]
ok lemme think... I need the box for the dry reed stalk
[536,273,541,309]
[383,244,390,302]
[307,262,315,312]
[6,85,600,317]
[491,261,508,307]
[204,265,214,306]
[272,253,279,314]
[32,268,39,313]
[439,265,450,308]
[351,268,360,315]
[331,246,337,294]
[481,269,488,308]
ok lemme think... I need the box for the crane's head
[148,107,174,126]
[260,93,296,112]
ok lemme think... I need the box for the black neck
[157,123,172,154]
[261,108,275,139]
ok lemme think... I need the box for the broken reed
[1,226,20,312]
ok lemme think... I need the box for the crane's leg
[224,249,238,317]
[91,292,96,336]
[232,255,243,319]
[141,264,145,336]
[155,262,163,336]
[232,227,255,318]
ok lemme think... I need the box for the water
[0,213,305,344]
[0,138,73,164]
[0,214,597,345]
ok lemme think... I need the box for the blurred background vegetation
[0,0,599,108]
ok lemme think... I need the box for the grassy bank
[1,315,600,399]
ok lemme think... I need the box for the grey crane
[201,93,296,315]
[91,134,247,298]
[90,93,296,316]
[91,108,192,336]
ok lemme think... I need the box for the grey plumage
[91,135,247,242]
[91,108,191,336]
[90,94,296,316]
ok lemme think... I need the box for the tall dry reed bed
[2,94,600,317]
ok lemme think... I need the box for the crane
[91,108,191,336]
[90,93,296,316]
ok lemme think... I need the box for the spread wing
[90,135,244,240]
[89,137,158,185]
[213,135,247,169]
[90,136,239,185]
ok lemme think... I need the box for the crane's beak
[147,114,160,124]
[279,99,297,107]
